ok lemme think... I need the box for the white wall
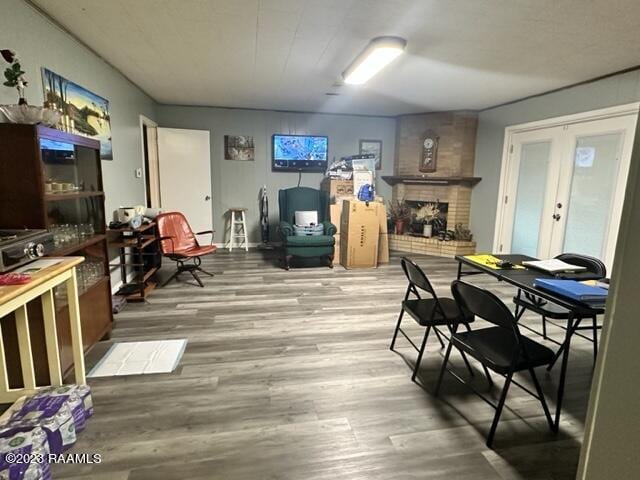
[0,0,156,217]
[471,69,640,250]
[155,105,396,243]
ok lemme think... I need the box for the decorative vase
[395,219,405,235]
[17,85,27,105]
[423,223,432,237]
[0,104,62,126]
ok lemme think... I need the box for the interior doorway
[494,103,639,270]
[139,115,161,209]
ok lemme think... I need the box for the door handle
[205,195,211,201]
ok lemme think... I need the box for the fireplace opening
[405,200,448,237]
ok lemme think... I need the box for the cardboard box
[340,200,380,269]
[352,171,374,196]
[321,178,353,202]
[333,197,386,233]
[334,199,388,267]
[329,203,342,234]
[376,202,388,234]
[378,233,389,263]
[334,233,340,263]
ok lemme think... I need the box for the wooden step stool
[225,208,249,251]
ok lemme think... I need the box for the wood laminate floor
[58,251,597,479]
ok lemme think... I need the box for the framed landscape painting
[41,68,113,159]
[359,139,382,170]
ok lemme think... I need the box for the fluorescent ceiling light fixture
[342,36,407,85]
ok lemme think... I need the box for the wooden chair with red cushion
[156,212,216,287]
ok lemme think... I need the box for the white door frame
[139,114,160,208]
[493,102,640,253]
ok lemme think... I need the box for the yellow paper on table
[464,254,525,270]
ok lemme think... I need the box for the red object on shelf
[0,273,31,285]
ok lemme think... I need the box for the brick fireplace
[383,111,480,258]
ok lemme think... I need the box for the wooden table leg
[66,267,86,385]
[15,305,36,391]
[41,289,63,386]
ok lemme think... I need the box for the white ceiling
[32,0,640,116]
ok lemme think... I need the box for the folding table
[455,253,605,429]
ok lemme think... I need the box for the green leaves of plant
[3,62,24,87]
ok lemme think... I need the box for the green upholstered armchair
[278,187,336,270]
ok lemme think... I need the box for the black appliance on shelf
[0,229,54,272]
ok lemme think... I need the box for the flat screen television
[272,134,328,172]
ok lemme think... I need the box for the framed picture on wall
[41,68,113,160]
[224,135,255,161]
[359,139,382,170]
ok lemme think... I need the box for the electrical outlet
[135,168,143,178]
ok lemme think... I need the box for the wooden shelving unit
[0,124,113,386]
[49,234,107,256]
[44,191,105,201]
[108,222,161,302]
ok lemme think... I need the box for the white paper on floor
[87,339,187,378]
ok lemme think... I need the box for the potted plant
[388,199,411,234]
[415,201,441,237]
[0,49,60,125]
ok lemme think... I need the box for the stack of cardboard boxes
[323,178,389,268]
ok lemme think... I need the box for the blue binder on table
[533,278,608,305]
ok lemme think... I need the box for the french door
[495,107,638,270]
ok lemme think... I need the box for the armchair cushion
[284,235,335,247]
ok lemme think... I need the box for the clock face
[423,138,435,149]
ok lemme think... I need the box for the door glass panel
[511,142,551,257]
[563,133,623,258]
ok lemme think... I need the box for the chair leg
[482,364,493,386]
[434,341,453,396]
[461,323,475,377]
[229,212,236,252]
[459,352,475,378]
[389,309,405,351]
[548,318,582,371]
[412,326,431,382]
[241,211,249,252]
[283,253,292,270]
[486,371,514,448]
[324,254,334,269]
[592,315,598,364]
[190,270,204,287]
[433,326,446,349]
[542,315,547,340]
[529,367,556,433]
[161,268,182,287]
[197,266,214,277]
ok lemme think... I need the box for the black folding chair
[390,257,479,383]
[513,253,606,366]
[435,280,557,448]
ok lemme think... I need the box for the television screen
[272,134,328,172]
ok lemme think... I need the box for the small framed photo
[359,139,382,170]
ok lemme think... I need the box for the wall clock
[419,129,439,173]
